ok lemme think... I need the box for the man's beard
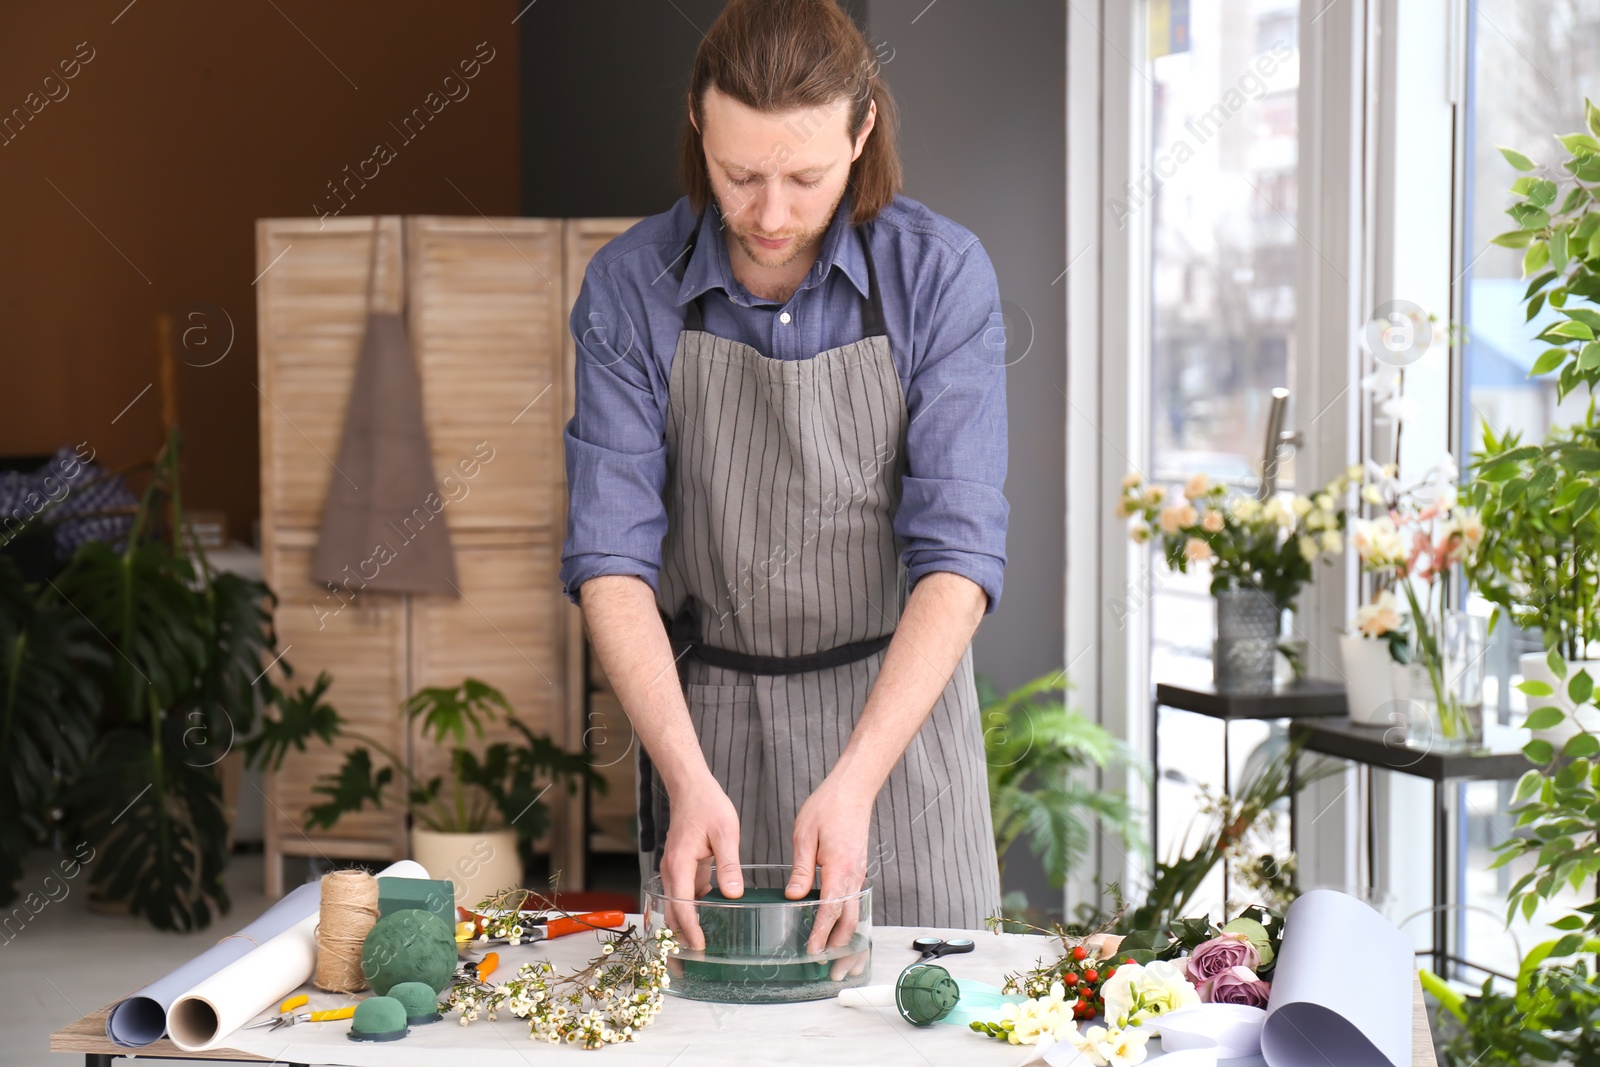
[720,184,847,270]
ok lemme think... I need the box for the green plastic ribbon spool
[895,963,960,1026]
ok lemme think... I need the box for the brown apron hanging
[310,217,458,595]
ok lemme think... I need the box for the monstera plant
[0,428,283,930]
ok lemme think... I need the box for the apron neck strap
[365,217,406,314]
[674,210,886,338]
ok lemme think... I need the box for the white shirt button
[779,312,792,324]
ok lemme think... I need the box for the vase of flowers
[1120,469,1360,692]
[1340,589,1408,726]
[1353,458,1486,751]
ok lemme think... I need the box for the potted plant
[0,428,286,930]
[1339,587,1410,725]
[1466,418,1600,745]
[250,675,602,907]
[978,671,1143,912]
[1118,469,1361,690]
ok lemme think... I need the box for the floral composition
[975,903,1283,1064]
[446,889,678,1049]
[1352,456,1485,741]
[1118,468,1361,611]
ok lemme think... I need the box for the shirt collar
[675,193,870,307]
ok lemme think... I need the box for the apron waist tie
[687,633,893,676]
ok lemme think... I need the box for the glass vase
[1401,610,1485,752]
[1213,587,1281,692]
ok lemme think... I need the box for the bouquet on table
[976,905,1283,1065]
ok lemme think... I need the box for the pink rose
[1183,932,1260,985]
[1198,965,1271,1007]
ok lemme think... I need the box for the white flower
[1346,464,1365,483]
[1314,493,1334,512]
[1100,959,1200,1029]
[1352,516,1405,568]
[1320,530,1343,555]
[1229,497,1263,523]
[1261,497,1293,530]
[1298,535,1319,561]
[1068,1023,1152,1067]
[1352,590,1402,637]
[1290,496,1313,519]
[1362,484,1385,506]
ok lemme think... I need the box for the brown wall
[0,1,521,545]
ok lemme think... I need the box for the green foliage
[0,431,283,930]
[1118,737,1335,932]
[979,671,1144,892]
[0,556,106,905]
[1467,414,1600,661]
[274,677,603,866]
[1493,99,1600,400]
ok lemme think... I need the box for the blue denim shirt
[559,193,1009,613]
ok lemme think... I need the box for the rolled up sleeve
[558,263,669,604]
[894,241,1010,613]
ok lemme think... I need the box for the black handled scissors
[910,935,975,962]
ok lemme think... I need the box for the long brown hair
[678,0,901,226]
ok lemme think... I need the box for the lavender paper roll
[105,859,427,1047]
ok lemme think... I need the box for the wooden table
[53,977,1438,1065]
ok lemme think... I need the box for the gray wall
[865,1,1066,696]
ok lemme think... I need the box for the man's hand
[786,773,873,958]
[661,774,744,951]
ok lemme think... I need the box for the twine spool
[315,869,380,993]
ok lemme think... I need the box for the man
[559,0,1008,945]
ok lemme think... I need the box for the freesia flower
[1068,1023,1152,1067]
[1100,959,1200,1028]
[1352,591,1402,637]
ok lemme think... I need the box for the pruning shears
[242,994,357,1030]
[456,909,627,948]
[453,950,501,988]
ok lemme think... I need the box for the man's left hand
[787,773,874,958]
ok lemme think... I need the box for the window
[1146,0,1301,910]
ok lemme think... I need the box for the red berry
[1072,946,1088,961]
[1125,957,1136,964]
[1105,966,1117,978]
[1063,973,1078,985]
[1083,969,1099,983]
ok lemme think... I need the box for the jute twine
[314,869,380,993]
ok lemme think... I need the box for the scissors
[910,936,975,962]
[452,950,501,988]
[242,994,357,1030]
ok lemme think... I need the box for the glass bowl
[643,863,872,1004]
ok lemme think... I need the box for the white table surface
[224,920,1067,1067]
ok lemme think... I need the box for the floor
[5,847,641,1067]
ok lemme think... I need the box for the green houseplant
[1422,96,1600,1065]
[978,671,1142,909]
[250,675,603,902]
[0,429,284,930]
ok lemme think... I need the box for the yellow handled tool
[243,1001,356,1030]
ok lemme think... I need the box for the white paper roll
[165,859,427,1051]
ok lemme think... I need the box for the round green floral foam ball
[388,980,442,1024]
[361,909,457,996]
[348,996,408,1042]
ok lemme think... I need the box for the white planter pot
[1519,653,1600,746]
[1340,634,1398,726]
[410,827,523,909]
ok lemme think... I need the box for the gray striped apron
[637,216,1001,929]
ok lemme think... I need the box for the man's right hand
[660,775,744,950]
